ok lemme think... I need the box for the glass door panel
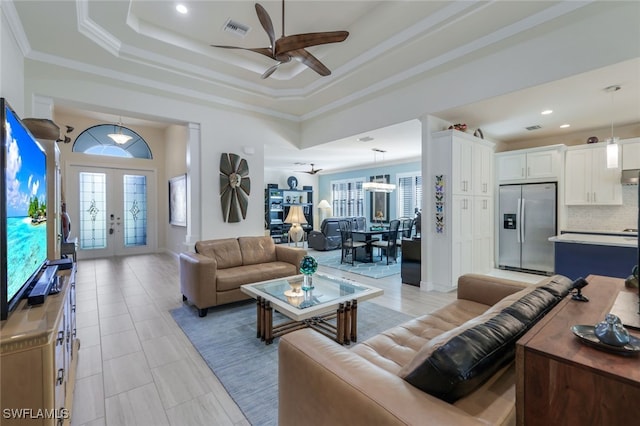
[69,166,156,259]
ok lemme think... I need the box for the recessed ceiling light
[176,4,188,14]
[541,110,553,115]
[560,124,570,128]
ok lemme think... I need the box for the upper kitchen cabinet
[622,138,640,169]
[496,145,564,183]
[565,143,622,205]
[448,131,494,196]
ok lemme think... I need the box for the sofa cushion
[195,238,242,269]
[238,236,277,266]
[400,275,573,403]
[216,261,297,292]
[352,298,490,375]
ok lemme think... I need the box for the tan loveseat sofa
[279,273,574,425]
[180,236,306,317]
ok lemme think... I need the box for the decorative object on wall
[369,175,390,223]
[287,176,298,189]
[169,174,187,227]
[220,153,251,223]
[434,175,445,234]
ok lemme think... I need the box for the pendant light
[107,117,133,145]
[363,148,396,192]
[605,85,620,169]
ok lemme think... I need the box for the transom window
[73,124,153,159]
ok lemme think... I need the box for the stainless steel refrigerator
[498,182,557,274]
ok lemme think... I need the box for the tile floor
[70,252,544,425]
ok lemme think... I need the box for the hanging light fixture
[605,85,620,169]
[107,117,133,145]
[363,148,396,192]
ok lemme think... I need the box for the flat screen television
[1,98,48,320]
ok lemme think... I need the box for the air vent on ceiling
[223,19,251,38]
[357,136,374,142]
[372,148,387,153]
[525,125,542,131]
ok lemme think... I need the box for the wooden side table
[516,275,640,425]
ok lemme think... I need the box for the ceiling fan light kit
[211,1,349,79]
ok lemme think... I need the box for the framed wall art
[169,174,187,227]
[369,174,390,223]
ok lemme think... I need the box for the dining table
[351,228,390,263]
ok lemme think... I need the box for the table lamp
[284,205,307,247]
[317,199,331,222]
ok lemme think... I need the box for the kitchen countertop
[561,229,638,237]
[549,233,637,248]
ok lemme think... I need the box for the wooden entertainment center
[516,275,640,425]
[0,266,78,426]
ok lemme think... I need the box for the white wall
[1,5,25,113]
[24,62,299,243]
[165,124,188,254]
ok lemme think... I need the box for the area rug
[308,248,401,278]
[170,300,412,426]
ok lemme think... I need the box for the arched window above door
[73,124,153,159]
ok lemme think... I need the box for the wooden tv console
[1,266,78,426]
[516,275,640,425]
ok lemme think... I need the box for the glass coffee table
[240,273,383,345]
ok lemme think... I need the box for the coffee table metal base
[255,296,358,345]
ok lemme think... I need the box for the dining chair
[339,220,367,265]
[372,219,401,264]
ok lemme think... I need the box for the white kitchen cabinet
[427,130,495,291]
[496,146,563,183]
[473,196,493,274]
[622,139,640,169]
[452,135,493,196]
[565,143,621,205]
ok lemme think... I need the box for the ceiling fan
[211,1,349,79]
[298,163,323,175]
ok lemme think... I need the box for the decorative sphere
[300,255,318,276]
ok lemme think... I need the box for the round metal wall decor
[220,153,251,222]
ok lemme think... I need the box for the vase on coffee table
[300,255,318,292]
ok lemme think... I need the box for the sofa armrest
[179,252,218,308]
[275,245,307,273]
[457,274,531,306]
[279,329,486,426]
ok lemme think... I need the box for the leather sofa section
[180,236,306,316]
[195,238,243,269]
[279,274,541,426]
[238,236,277,265]
[401,275,573,403]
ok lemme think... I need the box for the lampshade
[363,182,396,192]
[284,206,307,225]
[317,199,331,209]
[107,118,133,145]
[606,138,619,169]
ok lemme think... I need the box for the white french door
[68,166,157,259]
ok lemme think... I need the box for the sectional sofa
[279,273,574,425]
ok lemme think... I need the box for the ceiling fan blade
[261,63,281,79]
[255,3,276,52]
[275,31,349,55]
[289,49,331,76]
[210,45,275,59]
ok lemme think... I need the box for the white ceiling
[7,0,640,173]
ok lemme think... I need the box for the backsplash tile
[566,186,638,231]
